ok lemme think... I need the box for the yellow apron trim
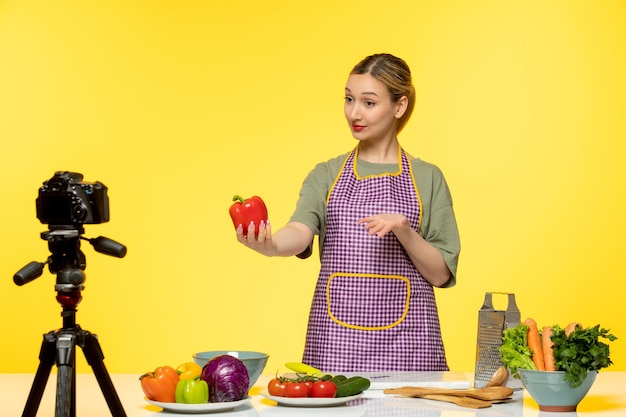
[326,151,353,206]
[353,146,403,180]
[406,154,423,233]
[326,272,411,331]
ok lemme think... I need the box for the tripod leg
[55,331,76,417]
[22,333,57,417]
[81,330,127,417]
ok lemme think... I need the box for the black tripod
[15,228,128,417]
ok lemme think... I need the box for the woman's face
[344,73,406,143]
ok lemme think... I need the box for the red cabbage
[201,354,250,402]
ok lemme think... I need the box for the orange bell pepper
[140,365,180,402]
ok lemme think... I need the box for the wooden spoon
[486,366,509,387]
[417,394,493,409]
[384,386,513,401]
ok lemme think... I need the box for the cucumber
[329,375,347,384]
[335,376,371,397]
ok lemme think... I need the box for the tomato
[311,380,337,398]
[267,378,287,397]
[285,382,310,398]
[304,380,314,391]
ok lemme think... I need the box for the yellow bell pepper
[176,362,202,380]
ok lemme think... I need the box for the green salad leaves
[500,323,537,376]
[500,322,617,387]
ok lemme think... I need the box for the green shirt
[289,151,460,288]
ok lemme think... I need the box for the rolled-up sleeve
[414,161,461,288]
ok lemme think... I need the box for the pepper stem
[232,195,245,203]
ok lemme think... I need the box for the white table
[1,372,625,416]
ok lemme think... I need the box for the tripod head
[14,226,126,294]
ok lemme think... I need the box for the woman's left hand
[358,213,411,238]
[359,213,450,286]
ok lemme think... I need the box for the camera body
[36,171,109,225]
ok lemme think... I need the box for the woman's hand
[358,213,411,238]
[236,221,314,258]
[359,213,451,287]
[236,220,279,256]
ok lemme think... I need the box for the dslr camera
[36,171,109,226]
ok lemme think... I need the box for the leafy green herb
[500,324,537,376]
[551,324,617,387]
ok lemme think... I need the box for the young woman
[236,53,460,372]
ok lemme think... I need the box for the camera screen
[38,195,73,224]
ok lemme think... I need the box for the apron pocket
[326,273,410,330]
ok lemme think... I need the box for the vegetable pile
[140,355,249,404]
[267,362,371,398]
[500,318,617,387]
[268,374,370,398]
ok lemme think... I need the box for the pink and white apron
[302,147,448,372]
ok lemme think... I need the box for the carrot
[524,318,546,371]
[542,326,556,371]
[565,322,582,336]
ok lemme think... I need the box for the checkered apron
[302,148,448,372]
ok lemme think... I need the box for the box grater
[473,292,521,388]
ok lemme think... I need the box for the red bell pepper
[229,195,268,237]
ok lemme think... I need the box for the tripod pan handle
[14,261,46,286]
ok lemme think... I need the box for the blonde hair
[351,53,415,134]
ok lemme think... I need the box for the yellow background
[1,0,625,375]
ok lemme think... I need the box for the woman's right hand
[236,220,279,256]
[236,221,314,258]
